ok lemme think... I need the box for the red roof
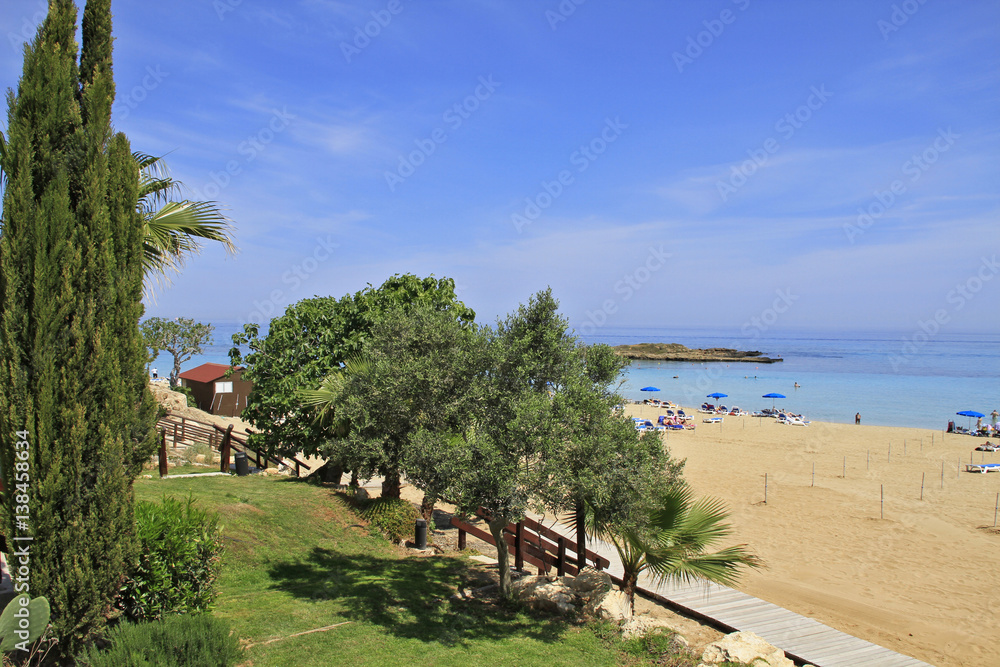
[178,363,243,384]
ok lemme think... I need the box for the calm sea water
[151,322,1000,430]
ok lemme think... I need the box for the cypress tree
[0,0,156,658]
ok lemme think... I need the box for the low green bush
[117,495,224,621]
[78,614,243,666]
[359,497,420,544]
[174,384,196,408]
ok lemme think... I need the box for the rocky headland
[612,343,783,363]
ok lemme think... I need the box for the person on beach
[991,409,998,428]
[855,412,861,425]
[152,367,158,379]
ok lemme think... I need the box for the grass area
[133,475,620,666]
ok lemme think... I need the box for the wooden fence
[155,414,311,477]
[451,508,610,576]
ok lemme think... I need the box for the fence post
[219,425,234,473]
[575,499,587,570]
[557,536,566,576]
[172,423,178,449]
[514,522,524,572]
[181,417,186,442]
[458,526,467,551]
[158,428,168,478]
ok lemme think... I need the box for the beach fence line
[450,508,610,576]
[155,414,311,477]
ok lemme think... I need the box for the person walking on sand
[855,412,861,425]
[152,367,158,380]
[991,409,998,428]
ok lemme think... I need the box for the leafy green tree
[0,0,157,657]
[232,274,474,462]
[301,304,477,501]
[136,153,236,293]
[140,317,214,385]
[584,485,761,614]
[430,289,583,597]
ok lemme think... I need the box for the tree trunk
[575,498,587,570]
[489,518,513,599]
[420,492,437,523]
[381,470,401,499]
[171,354,183,387]
[623,571,638,616]
[350,470,359,487]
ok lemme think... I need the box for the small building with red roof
[178,363,252,417]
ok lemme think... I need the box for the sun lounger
[974,442,1000,452]
[965,463,1000,474]
[703,417,723,424]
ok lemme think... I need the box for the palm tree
[136,153,237,293]
[584,485,761,614]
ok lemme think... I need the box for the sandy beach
[627,403,1000,667]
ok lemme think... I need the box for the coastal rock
[510,576,577,615]
[613,343,782,364]
[700,631,794,667]
[621,616,679,640]
[511,569,616,617]
[594,590,631,621]
[150,382,187,412]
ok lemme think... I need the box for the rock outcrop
[699,631,795,667]
[613,343,782,363]
[510,569,613,616]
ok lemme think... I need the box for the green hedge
[117,495,224,621]
[78,614,243,666]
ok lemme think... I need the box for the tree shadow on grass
[267,546,571,647]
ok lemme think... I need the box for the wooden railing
[451,507,610,576]
[155,414,311,477]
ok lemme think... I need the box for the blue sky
[2,0,998,335]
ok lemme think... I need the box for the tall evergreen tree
[0,0,156,658]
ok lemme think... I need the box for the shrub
[182,442,215,466]
[78,614,243,666]
[359,497,420,543]
[174,384,197,408]
[117,496,224,621]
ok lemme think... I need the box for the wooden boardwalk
[530,515,934,667]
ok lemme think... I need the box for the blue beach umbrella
[763,392,786,409]
[640,386,660,392]
[707,392,727,403]
[957,410,985,430]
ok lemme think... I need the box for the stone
[194,454,206,463]
[354,486,369,501]
[511,576,578,615]
[621,616,679,640]
[701,631,794,667]
[594,589,631,621]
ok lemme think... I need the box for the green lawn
[133,475,618,666]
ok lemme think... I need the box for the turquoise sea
[152,322,1000,431]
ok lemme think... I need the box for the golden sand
[627,403,1000,667]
